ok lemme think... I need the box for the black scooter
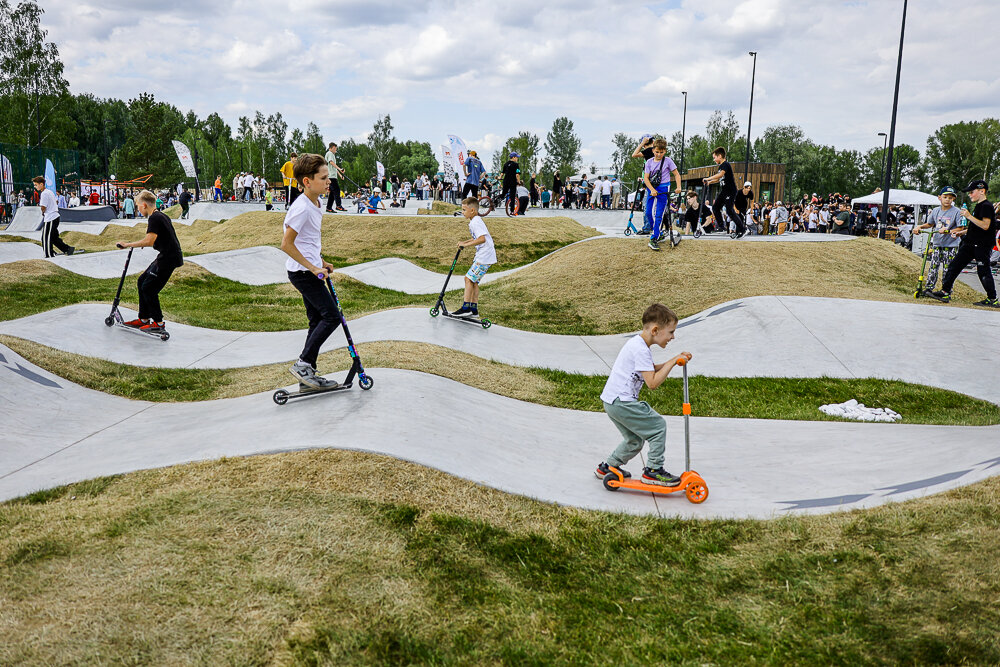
[104,247,170,342]
[273,276,374,404]
[429,248,492,329]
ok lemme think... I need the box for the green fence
[0,142,81,223]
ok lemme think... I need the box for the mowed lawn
[2,451,998,665]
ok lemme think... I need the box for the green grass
[533,370,1000,425]
[0,264,427,330]
[1,451,998,665]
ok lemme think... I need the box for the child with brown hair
[595,304,692,486]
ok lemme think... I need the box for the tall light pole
[744,51,757,184]
[877,132,888,187]
[880,0,907,239]
[680,91,688,174]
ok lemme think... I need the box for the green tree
[0,0,74,153]
[302,122,325,155]
[367,114,395,165]
[611,132,645,193]
[491,132,539,177]
[925,119,1000,192]
[116,92,186,183]
[542,117,581,183]
[887,143,922,190]
[394,141,438,182]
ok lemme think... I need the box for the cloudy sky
[39,0,1000,168]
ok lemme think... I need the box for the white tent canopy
[852,189,940,207]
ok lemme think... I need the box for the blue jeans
[644,184,671,239]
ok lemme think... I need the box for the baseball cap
[469,150,477,156]
[509,152,520,158]
[963,179,988,192]
[776,201,783,206]
[743,181,752,187]
[640,134,653,141]
[939,186,957,197]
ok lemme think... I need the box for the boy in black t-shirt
[501,152,522,216]
[701,147,745,237]
[929,180,998,307]
[115,190,184,333]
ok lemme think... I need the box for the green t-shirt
[834,211,850,230]
[325,151,337,179]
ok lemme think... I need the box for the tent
[851,188,939,207]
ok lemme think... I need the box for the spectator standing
[552,170,562,203]
[929,180,998,307]
[500,152,522,215]
[611,177,621,209]
[601,176,612,209]
[463,151,484,198]
[324,142,345,212]
[280,153,300,209]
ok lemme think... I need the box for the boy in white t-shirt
[595,304,692,486]
[279,154,341,391]
[453,197,497,317]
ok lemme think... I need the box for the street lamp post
[680,91,688,174]
[880,0,908,239]
[877,132,888,186]
[744,51,757,184]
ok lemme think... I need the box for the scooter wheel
[602,472,621,492]
[481,319,491,329]
[730,233,738,239]
[694,230,703,239]
[624,227,633,236]
[429,307,440,317]
[359,375,374,390]
[160,332,170,341]
[104,316,114,327]
[273,390,289,405]
[685,482,709,504]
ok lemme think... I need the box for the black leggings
[713,194,744,235]
[288,270,342,367]
[137,259,177,322]
[461,183,479,199]
[942,240,997,299]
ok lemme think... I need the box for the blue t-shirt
[465,157,484,186]
[368,195,382,209]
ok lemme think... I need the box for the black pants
[518,196,530,215]
[461,182,479,199]
[288,270,342,368]
[42,216,72,257]
[942,240,997,299]
[713,194,744,235]
[243,186,252,201]
[180,203,189,219]
[287,185,301,209]
[137,259,177,322]
[326,179,342,211]
[500,183,517,211]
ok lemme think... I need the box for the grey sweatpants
[604,398,667,469]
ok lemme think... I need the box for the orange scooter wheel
[602,472,621,492]
[685,482,709,504]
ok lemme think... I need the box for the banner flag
[376,161,385,180]
[0,154,12,200]
[171,140,197,178]
[44,159,56,193]
[447,135,467,186]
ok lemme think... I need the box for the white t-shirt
[600,334,655,403]
[516,185,529,198]
[283,195,324,272]
[468,215,496,265]
[602,180,612,195]
[39,188,59,222]
[243,174,255,187]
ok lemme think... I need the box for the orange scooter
[602,356,709,504]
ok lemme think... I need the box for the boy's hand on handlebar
[313,266,330,279]
[116,242,126,249]
[677,352,692,362]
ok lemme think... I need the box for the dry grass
[482,236,985,333]
[415,200,461,215]
[61,219,221,253]
[1,451,998,665]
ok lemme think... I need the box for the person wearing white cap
[735,181,755,233]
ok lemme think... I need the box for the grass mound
[481,236,984,333]
[161,204,182,219]
[2,451,998,665]
[61,219,221,253]
[416,200,461,215]
[3,336,997,425]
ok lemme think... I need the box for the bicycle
[476,190,517,217]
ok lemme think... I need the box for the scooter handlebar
[675,357,687,367]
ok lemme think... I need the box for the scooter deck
[105,312,170,341]
[603,469,709,503]
[273,382,354,404]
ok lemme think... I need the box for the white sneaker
[289,361,321,389]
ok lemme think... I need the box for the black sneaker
[452,305,472,316]
[66,247,76,255]
[595,462,632,479]
[928,290,951,303]
[637,229,652,236]
[470,307,479,317]
[973,297,1000,308]
[648,239,660,251]
[642,467,682,487]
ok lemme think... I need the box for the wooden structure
[679,162,786,204]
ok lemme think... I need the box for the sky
[38,0,1000,170]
